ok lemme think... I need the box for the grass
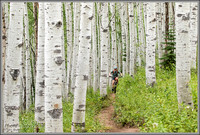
[19,88,111,133]
[114,65,198,133]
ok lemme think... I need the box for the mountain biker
[109,66,122,91]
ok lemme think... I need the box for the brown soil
[97,93,139,133]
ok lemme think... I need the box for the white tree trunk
[110,3,117,70]
[190,2,198,69]
[136,3,141,67]
[65,2,73,96]
[2,2,9,132]
[44,2,63,132]
[4,2,24,133]
[35,2,45,124]
[125,3,129,74]
[71,3,81,94]
[61,3,67,101]
[139,2,145,65]
[92,2,98,92]
[143,2,147,40]
[129,3,135,77]
[98,2,102,90]
[116,2,122,72]
[175,2,193,108]
[24,2,31,111]
[100,2,109,96]
[88,39,93,87]
[71,2,93,132]
[157,3,163,66]
[120,3,126,75]
[146,2,156,87]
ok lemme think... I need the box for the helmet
[114,66,117,69]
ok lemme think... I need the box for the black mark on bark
[56,21,62,27]
[177,14,183,17]
[89,16,93,20]
[83,75,88,80]
[182,14,190,21]
[54,49,61,53]
[35,106,43,113]
[54,56,64,65]
[57,95,62,99]
[181,30,188,33]
[18,43,23,48]
[10,69,20,80]
[79,104,85,109]
[39,90,44,96]
[39,81,45,88]
[86,36,90,39]
[103,29,108,33]
[47,109,62,119]
[5,106,19,116]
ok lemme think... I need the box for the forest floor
[97,93,139,133]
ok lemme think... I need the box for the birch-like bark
[190,2,198,69]
[65,2,73,95]
[100,2,109,96]
[139,2,145,65]
[92,2,98,92]
[176,2,193,108]
[71,3,81,94]
[44,2,63,132]
[24,2,31,111]
[35,2,45,124]
[125,3,129,74]
[71,2,93,132]
[116,3,122,72]
[146,2,156,87]
[61,3,67,101]
[2,2,9,132]
[110,2,117,71]
[97,2,101,90]
[136,3,141,67]
[4,2,24,133]
[120,3,126,75]
[160,2,166,67]
[129,3,135,77]
[143,2,147,41]
[157,3,163,66]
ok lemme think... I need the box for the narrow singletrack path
[98,93,139,133]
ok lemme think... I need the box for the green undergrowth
[19,88,112,133]
[114,66,198,133]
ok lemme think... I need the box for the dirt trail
[98,93,139,133]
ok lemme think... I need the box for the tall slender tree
[92,2,98,92]
[71,3,81,94]
[44,2,63,132]
[2,2,9,132]
[4,2,24,133]
[190,2,198,69]
[65,2,73,95]
[175,2,193,108]
[71,2,93,132]
[146,2,156,87]
[100,2,109,97]
[129,3,136,77]
[120,3,127,75]
[35,2,45,124]
[24,2,31,111]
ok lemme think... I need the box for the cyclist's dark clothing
[111,70,120,80]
